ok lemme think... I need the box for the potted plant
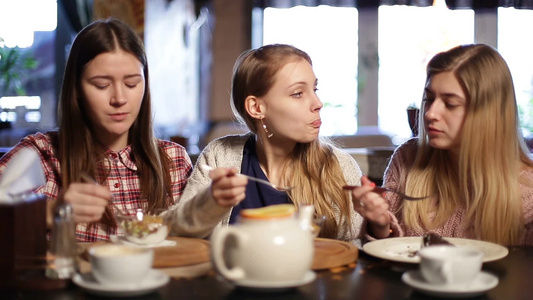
[0,37,39,129]
[407,103,419,137]
[0,38,39,96]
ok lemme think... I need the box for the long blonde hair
[403,44,533,245]
[230,44,352,238]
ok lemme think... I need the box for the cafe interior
[2,0,533,178]
[1,0,533,299]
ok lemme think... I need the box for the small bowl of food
[297,204,327,238]
[311,214,327,238]
[117,209,170,245]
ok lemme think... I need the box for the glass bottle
[45,203,77,279]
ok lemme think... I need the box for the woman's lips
[311,119,322,128]
[427,127,442,135]
[110,113,128,121]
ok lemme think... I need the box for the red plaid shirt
[0,131,192,242]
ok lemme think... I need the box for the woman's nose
[110,86,126,106]
[425,101,441,120]
[313,94,323,112]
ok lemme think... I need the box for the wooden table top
[2,243,532,300]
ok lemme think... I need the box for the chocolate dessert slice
[422,233,454,247]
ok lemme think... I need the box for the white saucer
[72,269,170,297]
[233,271,316,292]
[402,270,498,298]
[110,235,177,248]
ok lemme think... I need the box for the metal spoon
[199,164,294,192]
[80,172,124,215]
[342,185,431,201]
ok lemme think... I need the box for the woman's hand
[352,176,391,238]
[209,167,248,207]
[61,183,112,224]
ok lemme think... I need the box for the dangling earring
[261,118,273,138]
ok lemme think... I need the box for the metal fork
[199,164,294,192]
[342,185,431,201]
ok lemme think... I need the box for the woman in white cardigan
[166,44,364,245]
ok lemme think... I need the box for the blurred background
[0,0,532,157]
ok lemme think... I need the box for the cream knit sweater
[166,134,365,246]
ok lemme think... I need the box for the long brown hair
[57,18,173,226]
[404,44,533,245]
[230,44,353,238]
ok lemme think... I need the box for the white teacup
[89,244,154,286]
[211,205,314,283]
[419,245,483,286]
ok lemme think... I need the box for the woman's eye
[291,92,303,98]
[445,102,458,108]
[125,78,143,88]
[91,80,110,89]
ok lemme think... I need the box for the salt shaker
[46,202,78,279]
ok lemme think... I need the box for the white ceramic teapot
[211,204,314,283]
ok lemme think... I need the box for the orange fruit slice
[240,204,296,219]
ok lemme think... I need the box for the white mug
[211,213,314,283]
[89,244,154,286]
[419,245,483,285]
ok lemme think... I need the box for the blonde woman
[167,44,364,245]
[352,44,533,245]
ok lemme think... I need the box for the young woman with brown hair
[0,18,192,242]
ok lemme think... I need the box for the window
[251,3,533,144]
[378,4,474,143]
[0,0,57,129]
[254,5,358,136]
[498,7,533,139]
[254,3,475,141]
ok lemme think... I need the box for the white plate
[72,269,170,297]
[402,270,498,298]
[233,271,316,292]
[363,237,508,263]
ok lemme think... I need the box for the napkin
[0,148,46,202]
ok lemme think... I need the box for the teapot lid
[240,204,295,219]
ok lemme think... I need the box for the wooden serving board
[83,237,210,268]
[312,238,359,270]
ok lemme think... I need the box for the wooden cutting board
[84,237,356,270]
[83,237,210,268]
[312,238,359,270]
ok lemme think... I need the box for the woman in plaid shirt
[0,18,192,242]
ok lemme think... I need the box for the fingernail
[370,182,376,188]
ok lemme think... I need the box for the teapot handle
[211,227,247,281]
